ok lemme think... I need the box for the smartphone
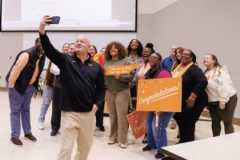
[49,16,60,24]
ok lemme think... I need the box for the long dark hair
[127,39,143,57]
[35,38,41,45]
[44,62,54,87]
[90,45,98,53]
[192,52,197,64]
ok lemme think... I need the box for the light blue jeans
[38,85,53,123]
[147,112,173,150]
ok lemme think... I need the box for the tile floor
[0,91,239,160]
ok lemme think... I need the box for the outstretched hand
[39,16,52,35]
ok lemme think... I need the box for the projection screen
[0,0,137,32]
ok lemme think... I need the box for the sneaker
[119,143,127,149]
[107,140,116,145]
[38,121,45,130]
[142,145,152,151]
[24,134,37,142]
[10,137,23,146]
[155,150,165,159]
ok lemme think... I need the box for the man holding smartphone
[39,16,105,160]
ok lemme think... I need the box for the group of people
[5,16,238,160]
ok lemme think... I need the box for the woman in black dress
[172,49,208,143]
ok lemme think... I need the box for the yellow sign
[136,77,182,112]
[105,64,140,75]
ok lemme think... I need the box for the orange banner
[105,64,139,75]
[127,111,147,139]
[136,77,182,112]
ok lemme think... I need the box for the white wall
[139,0,178,14]
[0,0,146,86]
[23,33,136,53]
[0,33,23,86]
[1,0,240,118]
[0,31,136,85]
[147,0,240,117]
[0,0,177,86]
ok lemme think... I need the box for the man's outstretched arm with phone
[39,16,64,67]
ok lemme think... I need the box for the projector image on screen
[1,0,137,32]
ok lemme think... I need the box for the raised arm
[39,16,64,66]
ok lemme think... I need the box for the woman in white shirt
[203,54,238,137]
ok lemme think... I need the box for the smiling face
[203,54,215,69]
[68,43,75,54]
[143,47,151,62]
[170,48,177,56]
[109,45,119,58]
[149,53,161,67]
[62,43,70,53]
[74,35,90,55]
[175,48,183,62]
[130,39,139,51]
[88,45,97,57]
[181,49,193,65]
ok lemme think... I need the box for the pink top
[157,69,171,79]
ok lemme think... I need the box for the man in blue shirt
[161,45,178,71]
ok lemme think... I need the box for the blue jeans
[38,85,53,123]
[8,86,35,138]
[147,112,173,150]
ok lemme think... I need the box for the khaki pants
[106,89,130,144]
[57,111,95,160]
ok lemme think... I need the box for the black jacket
[182,64,208,111]
[145,64,162,79]
[6,47,45,94]
[40,33,105,112]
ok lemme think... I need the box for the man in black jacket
[39,16,105,160]
[6,38,45,145]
